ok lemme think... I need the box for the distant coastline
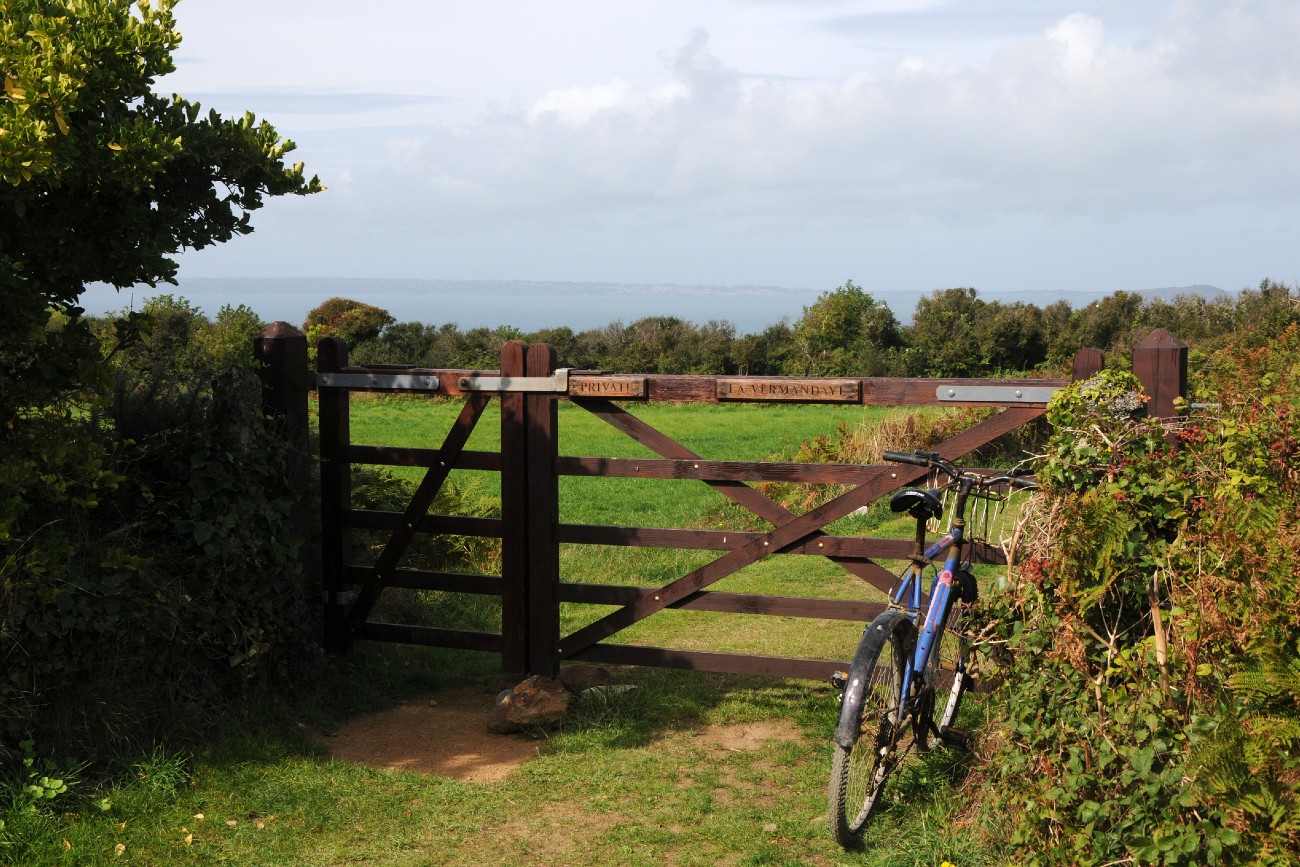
[79,278,1228,334]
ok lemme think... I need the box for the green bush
[303,297,394,360]
[1,301,312,759]
[349,464,503,631]
[971,330,1300,865]
[1,0,320,674]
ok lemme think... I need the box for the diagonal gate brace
[558,462,913,660]
[557,406,1045,660]
[578,400,904,590]
[343,394,490,635]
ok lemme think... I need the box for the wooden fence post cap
[1132,328,1187,421]
[1135,328,1188,351]
[316,335,350,372]
[257,321,306,340]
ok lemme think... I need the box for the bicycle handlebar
[882,450,957,479]
[882,450,1039,492]
[881,450,935,467]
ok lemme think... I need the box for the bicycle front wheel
[923,579,973,749]
[828,614,915,848]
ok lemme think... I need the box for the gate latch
[458,369,572,393]
[322,589,358,606]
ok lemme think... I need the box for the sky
[159,0,1299,304]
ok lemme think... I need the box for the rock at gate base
[487,675,571,733]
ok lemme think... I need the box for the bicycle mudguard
[834,609,915,749]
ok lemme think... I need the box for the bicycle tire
[828,613,915,848]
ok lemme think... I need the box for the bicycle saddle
[889,488,943,521]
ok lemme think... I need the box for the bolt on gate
[255,327,1188,681]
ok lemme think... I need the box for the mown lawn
[6,399,1012,866]
[348,397,917,661]
[17,654,999,867]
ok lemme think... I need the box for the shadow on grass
[1,637,994,867]
[250,633,844,768]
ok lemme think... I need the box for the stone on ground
[487,675,571,733]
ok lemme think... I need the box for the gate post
[499,341,530,675]
[253,323,315,592]
[1072,347,1105,382]
[525,343,561,677]
[317,336,353,653]
[1133,329,1188,419]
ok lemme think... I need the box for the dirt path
[311,685,806,785]
[311,685,537,783]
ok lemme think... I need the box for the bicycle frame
[889,476,977,720]
[833,463,1008,751]
[830,455,1033,847]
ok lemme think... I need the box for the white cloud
[171,0,1300,295]
[1045,13,1106,81]
[336,6,1299,237]
[528,81,633,126]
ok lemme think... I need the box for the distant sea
[79,278,1227,334]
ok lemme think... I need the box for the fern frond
[1241,714,1300,747]
[1227,644,1300,705]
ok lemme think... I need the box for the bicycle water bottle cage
[889,488,943,522]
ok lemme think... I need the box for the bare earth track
[310,685,537,783]
[312,686,805,784]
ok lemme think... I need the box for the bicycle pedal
[830,671,848,690]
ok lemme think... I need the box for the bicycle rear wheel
[829,614,915,848]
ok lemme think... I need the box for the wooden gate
[256,328,1188,680]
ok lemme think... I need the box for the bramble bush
[746,405,1042,521]
[1,300,313,760]
[972,328,1300,865]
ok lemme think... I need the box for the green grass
[349,397,911,662]
[349,392,1024,681]
[5,660,1000,866]
[346,396,895,527]
[4,398,1014,866]
[346,396,1022,667]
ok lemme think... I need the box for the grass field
[348,397,926,661]
[6,398,1014,866]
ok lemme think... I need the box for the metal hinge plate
[936,385,1059,403]
[317,372,441,391]
[458,369,572,393]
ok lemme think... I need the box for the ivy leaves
[974,339,1300,865]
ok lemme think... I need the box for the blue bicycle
[828,450,1032,847]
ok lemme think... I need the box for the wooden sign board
[716,378,860,403]
[569,376,647,399]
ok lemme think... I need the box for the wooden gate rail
[257,324,1188,681]
[546,403,1044,679]
[342,390,490,634]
